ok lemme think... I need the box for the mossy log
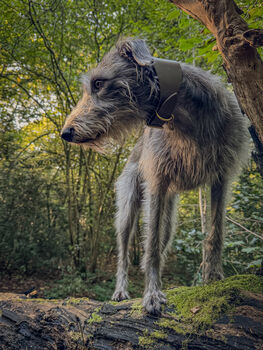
[0,275,263,350]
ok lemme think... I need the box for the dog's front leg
[142,186,167,315]
[112,161,141,301]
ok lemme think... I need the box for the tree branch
[226,215,263,241]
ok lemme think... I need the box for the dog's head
[61,38,159,151]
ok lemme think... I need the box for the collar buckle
[156,112,174,122]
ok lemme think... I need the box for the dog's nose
[61,127,75,142]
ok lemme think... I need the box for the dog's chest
[140,129,217,191]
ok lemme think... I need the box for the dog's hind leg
[202,177,229,283]
[112,160,142,301]
[161,192,179,257]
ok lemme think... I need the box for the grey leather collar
[146,58,182,128]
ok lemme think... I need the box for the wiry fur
[61,38,250,315]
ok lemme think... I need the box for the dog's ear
[117,38,153,66]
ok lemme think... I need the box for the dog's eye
[93,79,104,91]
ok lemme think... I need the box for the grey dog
[61,38,249,315]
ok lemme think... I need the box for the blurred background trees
[0,0,262,300]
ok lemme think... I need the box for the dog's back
[131,63,250,193]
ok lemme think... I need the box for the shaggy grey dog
[61,38,249,315]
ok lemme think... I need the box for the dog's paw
[112,289,130,302]
[143,290,166,315]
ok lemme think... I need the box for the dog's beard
[81,142,106,153]
[80,132,127,154]
[80,123,143,154]
[73,112,144,153]
[80,134,109,153]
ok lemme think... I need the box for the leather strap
[146,58,182,128]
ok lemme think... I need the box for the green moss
[130,299,143,317]
[23,298,59,303]
[138,336,155,347]
[138,328,168,348]
[69,331,82,342]
[108,299,132,306]
[94,306,102,313]
[87,312,103,324]
[158,274,263,334]
[151,330,168,340]
[138,329,155,348]
[218,274,263,293]
[66,297,89,305]
[24,296,91,305]
[157,319,188,335]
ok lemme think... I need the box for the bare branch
[226,216,263,241]
[27,0,76,106]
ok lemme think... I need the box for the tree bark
[170,0,263,146]
[0,291,263,349]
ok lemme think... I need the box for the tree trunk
[170,0,263,144]
[1,285,263,349]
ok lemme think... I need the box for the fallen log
[0,275,262,349]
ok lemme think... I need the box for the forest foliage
[0,0,262,300]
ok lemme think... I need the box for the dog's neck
[146,58,182,128]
